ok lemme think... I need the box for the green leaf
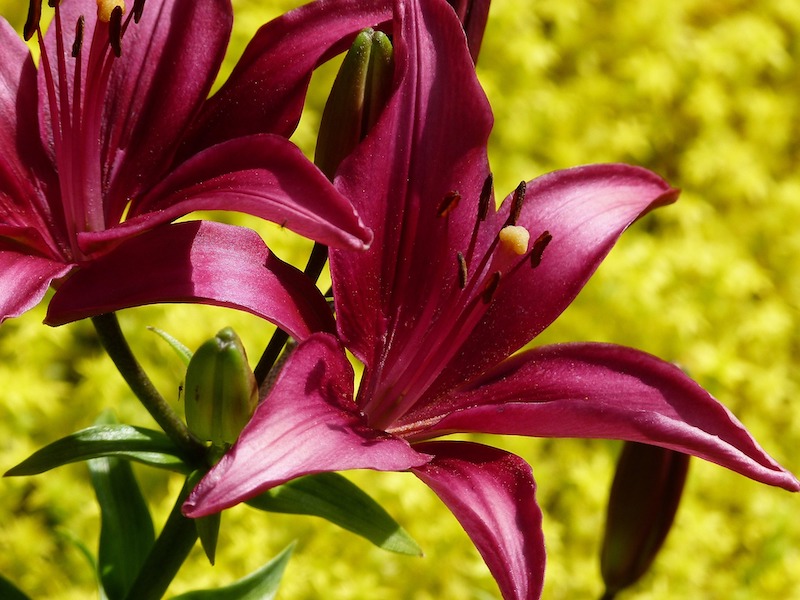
[0,574,31,600]
[90,412,156,600]
[187,470,221,565]
[247,473,421,556]
[171,543,294,600]
[4,424,190,477]
[147,326,193,366]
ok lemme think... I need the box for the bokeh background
[2,0,799,598]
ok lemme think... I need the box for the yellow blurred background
[1,0,799,598]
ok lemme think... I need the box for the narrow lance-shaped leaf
[89,412,156,600]
[4,425,190,477]
[0,574,31,600]
[247,472,421,556]
[170,543,295,600]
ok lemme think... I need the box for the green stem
[123,477,199,600]
[254,242,329,386]
[91,313,203,461]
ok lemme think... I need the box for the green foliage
[247,473,422,556]
[2,0,800,598]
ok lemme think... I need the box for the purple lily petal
[76,134,371,256]
[425,164,678,402]
[331,0,493,364]
[45,221,335,339]
[413,441,545,600]
[0,250,72,324]
[40,0,232,214]
[444,0,491,62]
[414,342,800,491]
[0,19,55,233]
[181,0,393,153]
[184,334,430,517]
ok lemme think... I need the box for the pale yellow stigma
[97,0,125,22]
[498,225,530,255]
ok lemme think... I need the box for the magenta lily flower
[184,1,799,598]
[0,0,391,336]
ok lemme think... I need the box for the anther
[108,5,123,57]
[478,173,493,222]
[72,16,85,58]
[48,0,58,7]
[97,0,125,23]
[133,0,145,22]
[24,0,42,41]
[437,191,461,218]
[457,252,468,289]
[530,231,552,268]
[481,271,501,304]
[498,225,530,256]
[506,180,526,226]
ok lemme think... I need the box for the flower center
[24,0,145,258]
[363,174,552,429]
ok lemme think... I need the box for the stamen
[109,5,123,57]
[498,225,530,255]
[48,1,58,7]
[24,0,42,41]
[530,230,553,268]
[481,271,501,304]
[506,180,526,226]
[97,0,125,23]
[71,16,85,58]
[437,191,461,218]
[456,252,468,289]
[133,0,145,22]
[478,173,493,221]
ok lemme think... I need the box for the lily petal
[412,441,545,600]
[428,164,678,400]
[0,18,55,232]
[0,250,71,323]
[77,134,371,255]
[45,221,334,339]
[181,0,393,153]
[184,334,430,517]
[331,0,493,363]
[416,342,800,491]
[41,0,232,214]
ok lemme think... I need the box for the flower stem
[123,477,199,600]
[254,242,329,386]
[91,313,203,461]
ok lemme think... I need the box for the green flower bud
[600,442,690,599]
[184,327,258,446]
[314,28,394,179]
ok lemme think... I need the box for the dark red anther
[478,173,493,222]
[481,271,501,304]
[72,16,85,58]
[457,252,468,289]
[133,0,146,22]
[24,0,42,41]
[437,191,461,218]
[109,5,123,57]
[507,180,526,226]
[530,231,552,268]
[48,0,59,7]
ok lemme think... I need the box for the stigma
[498,225,530,255]
[97,0,125,22]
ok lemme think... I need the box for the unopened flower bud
[184,328,258,446]
[314,28,394,179]
[600,442,690,598]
